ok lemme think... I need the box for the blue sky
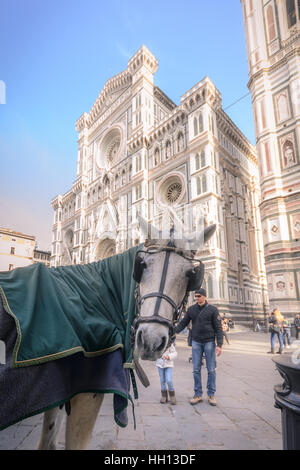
[0,0,254,250]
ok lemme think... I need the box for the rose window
[156,173,186,206]
[107,138,121,162]
[97,127,122,169]
[166,182,182,203]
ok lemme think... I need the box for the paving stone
[0,423,33,450]
[137,402,172,417]
[16,425,42,450]
[198,411,238,429]
[236,419,281,440]
[256,438,282,450]
[221,407,262,423]
[210,429,259,450]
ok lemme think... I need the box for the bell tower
[241,0,300,316]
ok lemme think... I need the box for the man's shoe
[276,349,283,354]
[189,396,203,405]
[267,349,275,354]
[208,396,217,406]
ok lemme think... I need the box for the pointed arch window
[154,147,160,165]
[135,154,142,173]
[219,274,225,299]
[177,133,184,152]
[202,174,207,193]
[266,5,276,41]
[195,150,206,171]
[135,183,142,200]
[165,141,171,159]
[196,174,207,195]
[286,0,299,28]
[199,113,203,133]
[196,177,201,195]
[215,231,219,249]
[194,117,198,136]
[207,274,213,298]
[201,150,206,168]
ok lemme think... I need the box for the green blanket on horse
[0,246,139,368]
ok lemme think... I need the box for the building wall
[33,250,51,267]
[0,228,35,271]
[51,46,268,324]
[241,0,300,316]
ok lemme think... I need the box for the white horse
[37,225,216,450]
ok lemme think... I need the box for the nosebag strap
[133,353,150,388]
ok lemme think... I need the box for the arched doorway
[94,238,116,261]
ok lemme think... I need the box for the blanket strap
[59,400,71,416]
[65,400,71,416]
[129,369,138,400]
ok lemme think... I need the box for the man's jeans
[192,340,216,397]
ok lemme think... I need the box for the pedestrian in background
[294,314,300,340]
[268,308,284,354]
[156,343,177,405]
[282,319,291,349]
[221,316,230,345]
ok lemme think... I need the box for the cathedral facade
[51,46,268,324]
[241,0,300,316]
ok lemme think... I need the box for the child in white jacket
[156,343,177,405]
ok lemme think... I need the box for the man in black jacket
[176,288,223,406]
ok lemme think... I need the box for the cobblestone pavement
[0,327,288,450]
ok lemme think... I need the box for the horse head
[132,221,216,361]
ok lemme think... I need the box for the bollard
[273,355,300,450]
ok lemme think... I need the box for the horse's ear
[137,215,149,238]
[144,238,158,247]
[203,224,216,244]
[137,215,160,241]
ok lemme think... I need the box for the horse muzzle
[131,317,173,361]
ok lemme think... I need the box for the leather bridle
[131,243,203,349]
